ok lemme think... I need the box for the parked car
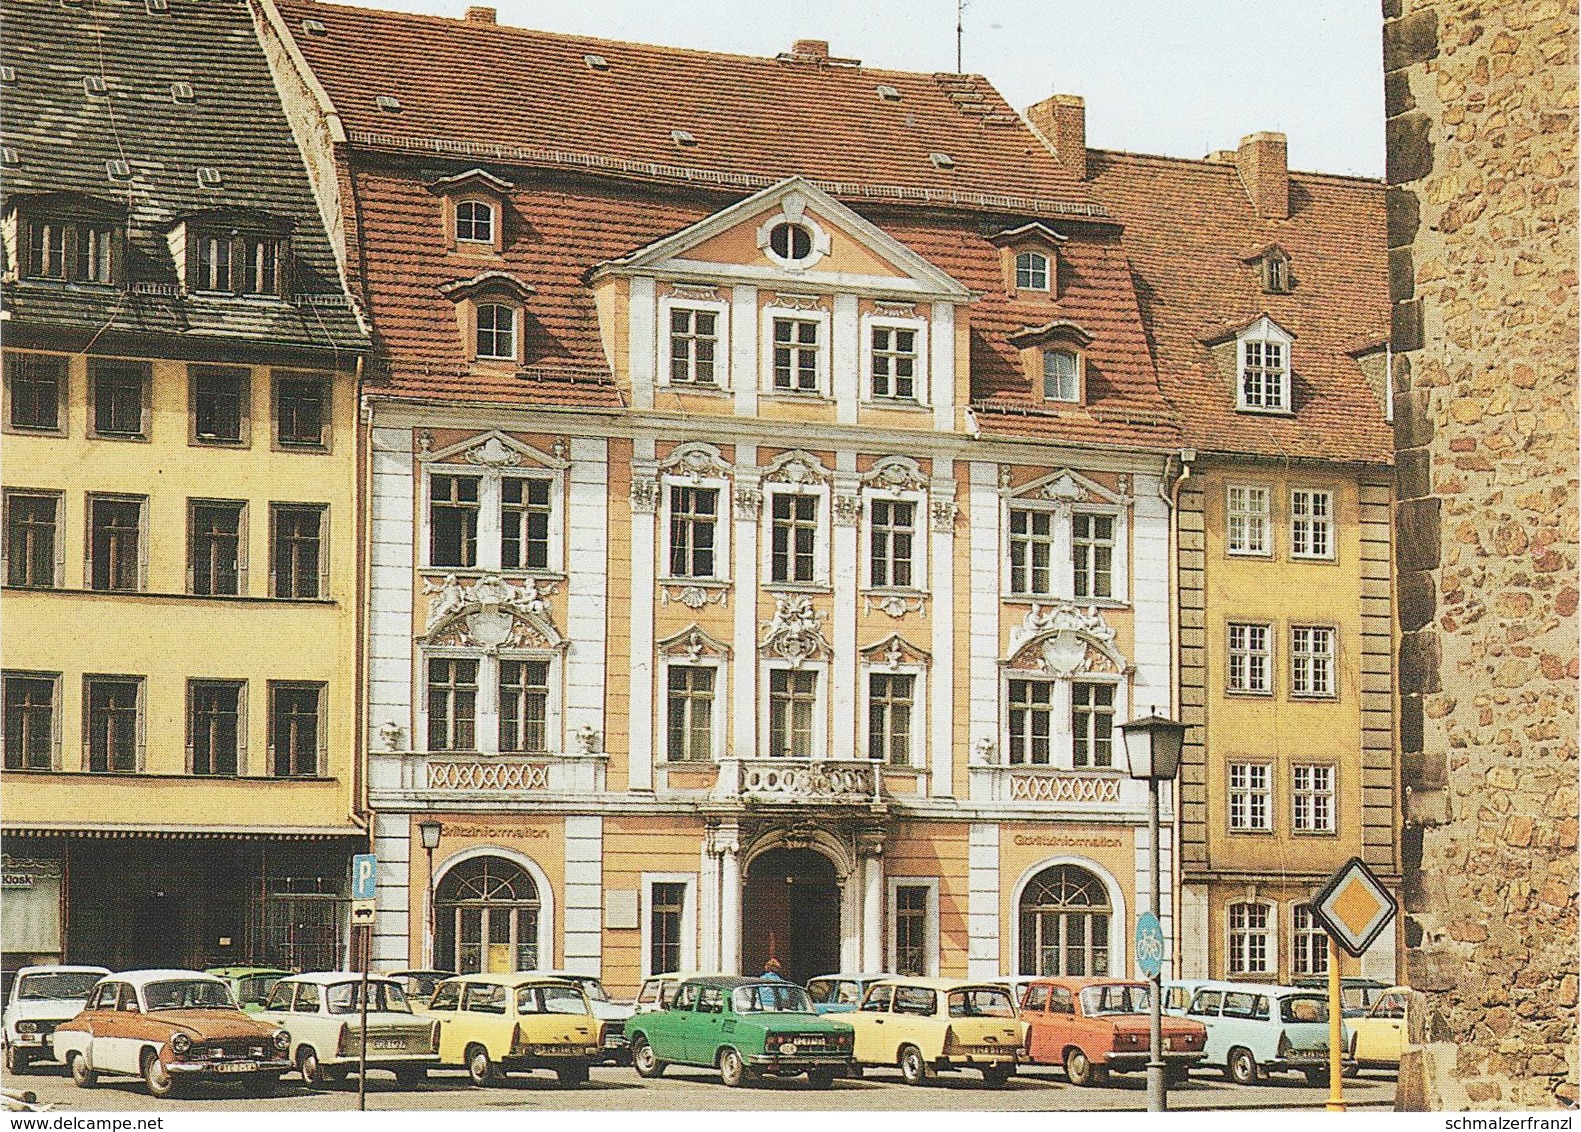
[2,965,109,1074]
[1172,980,1350,1085]
[1018,977,1207,1086]
[632,971,703,1014]
[804,973,894,1015]
[51,969,291,1098]
[426,973,600,1087]
[522,970,634,1063]
[844,977,1021,1087]
[257,972,441,1087]
[627,976,853,1088]
[205,967,295,1014]
[381,969,455,1003]
[1293,976,1391,1019]
[1347,985,1409,1073]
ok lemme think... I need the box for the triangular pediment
[1005,467,1128,506]
[859,632,931,669]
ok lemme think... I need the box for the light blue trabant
[1166,980,1351,1085]
[804,974,895,1015]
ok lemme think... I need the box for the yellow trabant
[425,974,600,1087]
[844,978,1022,1086]
[1347,985,1409,1073]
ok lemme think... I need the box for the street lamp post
[1120,709,1188,1114]
[418,820,443,970]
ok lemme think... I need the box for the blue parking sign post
[351,853,376,1111]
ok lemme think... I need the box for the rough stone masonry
[1383,0,1579,1110]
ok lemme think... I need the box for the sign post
[351,853,377,1113]
[1308,857,1399,1115]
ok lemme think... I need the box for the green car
[628,976,853,1088]
[204,966,295,1014]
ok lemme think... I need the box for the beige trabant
[843,978,1023,1086]
[425,974,601,1087]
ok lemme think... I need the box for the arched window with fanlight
[1018,864,1112,976]
[435,855,541,974]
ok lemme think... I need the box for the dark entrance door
[741,847,841,986]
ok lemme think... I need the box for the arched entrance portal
[741,848,841,985]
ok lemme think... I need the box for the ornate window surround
[759,450,833,590]
[416,430,567,578]
[758,656,828,760]
[859,454,930,597]
[657,623,731,764]
[428,167,513,255]
[858,306,929,407]
[859,633,929,769]
[656,285,732,393]
[998,602,1131,772]
[760,295,832,399]
[753,196,833,273]
[656,441,733,592]
[1000,467,1130,606]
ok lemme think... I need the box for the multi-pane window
[868,672,914,765]
[1291,905,1329,976]
[275,375,327,449]
[191,365,248,443]
[1007,679,1053,766]
[455,200,494,244]
[1227,485,1271,555]
[870,326,917,400]
[499,660,550,753]
[668,308,718,385]
[1228,762,1272,831]
[770,493,817,584]
[1071,512,1113,599]
[771,317,819,392]
[1292,764,1336,833]
[189,680,242,776]
[1227,902,1273,975]
[196,234,232,292]
[4,673,56,770]
[869,499,915,588]
[90,359,148,438]
[1291,489,1334,559]
[665,666,714,762]
[1290,626,1335,697]
[1043,349,1078,401]
[88,495,143,592]
[5,492,59,588]
[427,658,478,752]
[476,303,516,360]
[5,353,65,432]
[77,226,114,284]
[501,478,552,571]
[1008,509,1054,595]
[242,237,280,295]
[269,683,322,777]
[767,669,816,758]
[649,882,687,977]
[28,221,67,279]
[668,486,718,578]
[1227,622,1271,693]
[189,501,244,596]
[1015,250,1049,290]
[893,884,929,977]
[86,676,141,773]
[1240,338,1287,410]
[272,504,325,599]
[1071,682,1115,768]
[430,474,481,567]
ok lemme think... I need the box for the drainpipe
[1161,448,1195,976]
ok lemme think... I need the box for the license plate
[1291,1050,1325,1062]
[541,1045,583,1055]
[215,1061,259,1074]
[372,1039,406,1051]
[969,1046,1003,1055]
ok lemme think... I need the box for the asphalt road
[6,1061,1397,1113]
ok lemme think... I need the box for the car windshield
[573,978,611,1003]
[1080,984,1152,1016]
[806,979,837,1003]
[947,988,1016,1018]
[235,975,287,1008]
[731,984,814,1014]
[144,980,238,1011]
[17,972,103,1000]
[1280,995,1331,1024]
[326,981,411,1015]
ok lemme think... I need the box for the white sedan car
[3,965,109,1074]
[257,973,440,1087]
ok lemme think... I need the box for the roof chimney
[1235,131,1288,219]
[792,39,830,58]
[465,6,496,22]
[1025,94,1086,182]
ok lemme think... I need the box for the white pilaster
[732,285,758,417]
[1130,475,1173,718]
[371,811,411,969]
[833,293,859,425]
[1179,883,1211,980]
[732,446,759,758]
[832,452,859,758]
[930,462,956,798]
[968,463,1001,771]
[930,301,956,432]
[862,854,883,970]
[369,426,415,753]
[563,815,604,974]
[698,841,720,971]
[1133,818,1175,977]
[967,822,1001,978]
[720,838,742,975]
[566,439,608,751]
[629,277,657,411]
[629,437,657,790]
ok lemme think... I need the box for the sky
[345,0,1388,178]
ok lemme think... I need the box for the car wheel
[718,1047,747,1088]
[70,1051,98,1089]
[298,1048,327,1089]
[898,1044,929,1087]
[845,1063,865,1080]
[631,1037,666,1079]
[393,1066,427,1087]
[4,1045,31,1075]
[142,1050,176,1099]
[806,1068,836,1089]
[1227,1047,1258,1086]
[556,1063,590,1087]
[981,1064,1013,1088]
[467,1045,501,1087]
[1303,1067,1330,1087]
[1064,1046,1097,1087]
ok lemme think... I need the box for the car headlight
[274,1030,291,1052]
[171,1033,192,1055]
[16,1022,37,1035]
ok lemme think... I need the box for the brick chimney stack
[1235,131,1289,219]
[793,39,830,59]
[465,6,496,22]
[1025,94,1087,182]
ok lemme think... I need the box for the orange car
[1019,977,1206,1087]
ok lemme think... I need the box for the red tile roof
[1085,150,1393,465]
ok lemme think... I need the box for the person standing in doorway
[760,958,785,980]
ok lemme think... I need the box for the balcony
[371,751,606,799]
[969,763,1146,810]
[711,758,885,808]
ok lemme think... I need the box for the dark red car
[1019,977,1206,1086]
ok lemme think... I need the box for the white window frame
[453,197,496,246]
[761,480,830,589]
[1291,763,1337,834]
[1071,507,1123,603]
[1069,675,1122,770]
[1226,900,1276,976]
[1291,904,1329,977]
[658,654,727,764]
[1014,250,1051,292]
[1003,499,1129,605]
[1289,625,1336,698]
[1041,347,1081,403]
[858,312,929,406]
[1227,621,1273,694]
[1290,488,1335,560]
[759,659,826,760]
[419,647,562,756]
[861,489,928,592]
[861,662,926,768]
[657,294,731,392]
[1002,674,1124,771]
[420,464,564,576]
[754,208,832,272]
[474,300,519,362]
[658,474,731,584]
[1226,484,1272,557]
[887,877,940,977]
[1235,317,1294,413]
[1004,503,1059,599]
[1228,761,1273,832]
[760,304,832,398]
[640,873,697,980]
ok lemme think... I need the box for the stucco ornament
[421,574,560,652]
[1006,602,1127,677]
[760,594,830,667]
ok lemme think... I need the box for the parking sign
[352,853,378,900]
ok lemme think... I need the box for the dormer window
[455,199,494,245]
[1234,316,1294,413]
[476,302,517,360]
[1016,251,1050,291]
[428,169,513,255]
[1265,254,1289,294]
[18,212,121,285]
[1043,349,1079,402]
[439,270,534,367]
[1009,320,1092,407]
[175,210,292,298]
[990,222,1066,297]
[28,221,65,278]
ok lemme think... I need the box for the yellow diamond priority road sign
[1309,856,1398,958]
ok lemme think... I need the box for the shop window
[436,855,541,975]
